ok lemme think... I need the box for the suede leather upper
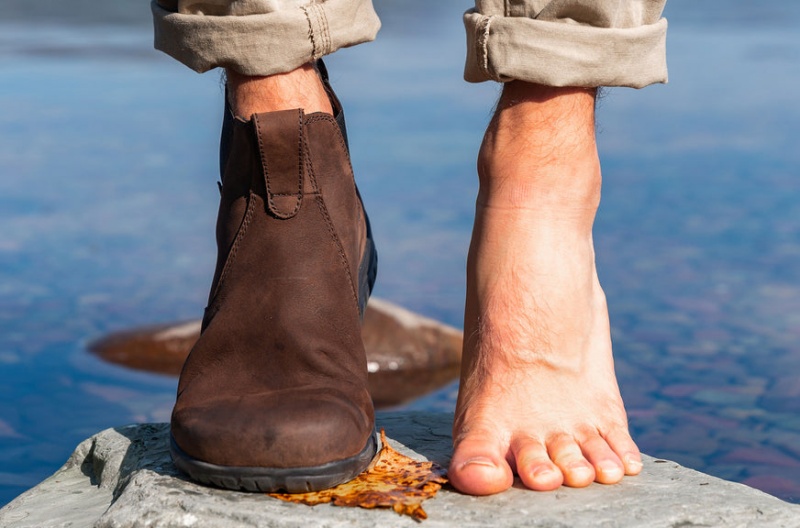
[171,108,374,470]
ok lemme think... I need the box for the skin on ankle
[449,81,642,496]
[226,63,333,119]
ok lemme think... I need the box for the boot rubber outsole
[169,431,378,493]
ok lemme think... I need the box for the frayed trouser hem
[151,0,380,76]
[463,10,668,88]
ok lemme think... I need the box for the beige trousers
[152,0,667,88]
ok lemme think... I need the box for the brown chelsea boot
[169,66,379,493]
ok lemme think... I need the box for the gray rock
[1,412,798,528]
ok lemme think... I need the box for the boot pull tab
[254,109,305,219]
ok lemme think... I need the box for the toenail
[625,456,643,470]
[568,463,593,476]
[597,461,622,477]
[531,466,556,479]
[459,457,497,470]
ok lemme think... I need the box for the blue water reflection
[1,0,799,507]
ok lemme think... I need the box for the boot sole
[169,431,378,493]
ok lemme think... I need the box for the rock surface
[2,412,798,528]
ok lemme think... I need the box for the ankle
[476,82,601,212]
[226,63,333,118]
[493,82,597,142]
[475,159,602,215]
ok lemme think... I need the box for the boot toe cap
[171,388,373,469]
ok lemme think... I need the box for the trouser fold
[152,0,380,75]
[463,2,668,88]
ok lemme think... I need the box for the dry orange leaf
[270,429,448,521]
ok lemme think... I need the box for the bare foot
[226,63,333,118]
[449,82,642,495]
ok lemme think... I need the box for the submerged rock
[88,298,463,408]
[2,412,798,528]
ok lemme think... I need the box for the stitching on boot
[212,191,257,303]
[313,195,360,311]
[305,115,361,309]
[306,114,361,231]
[254,112,303,219]
[302,128,360,311]
[295,110,305,202]
[273,191,319,197]
[307,115,349,163]
[477,15,495,81]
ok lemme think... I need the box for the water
[1,0,800,507]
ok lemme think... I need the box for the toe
[547,434,595,488]
[605,427,643,476]
[511,437,563,491]
[449,433,514,495]
[580,434,625,484]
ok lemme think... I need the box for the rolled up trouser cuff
[464,10,668,88]
[152,0,381,76]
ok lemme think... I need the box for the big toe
[449,434,513,495]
